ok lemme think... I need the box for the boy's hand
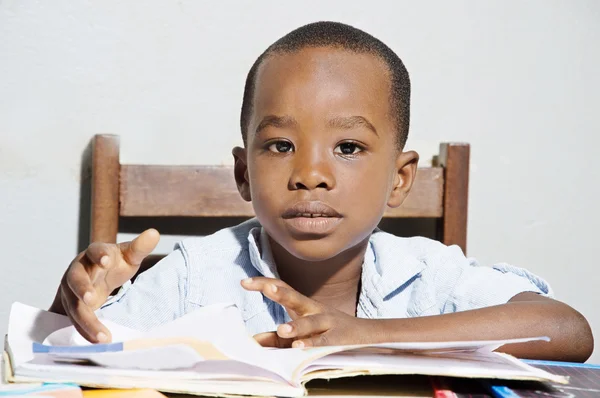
[241,277,380,348]
[50,229,160,344]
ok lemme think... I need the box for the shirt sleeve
[97,245,188,331]
[441,249,553,314]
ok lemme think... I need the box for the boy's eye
[268,141,294,153]
[334,142,363,155]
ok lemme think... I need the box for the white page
[252,336,551,384]
[7,302,304,381]
[143,303,261,362]
[59,345,204,370]
[49,303,264,370]
[41,303,239,348]
[6,303,337,385]
[16,356,303,397]
[7,302,72,366]
[15,363,304,397]
[43,318,142,346]
[235,346,332,384]
[306,350,566,383]
[23,354,289,383]
[7,302,299,394]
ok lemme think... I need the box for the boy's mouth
[281,201,343,235]
[282,201,342,219]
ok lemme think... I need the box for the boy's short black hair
[240,21,411,148]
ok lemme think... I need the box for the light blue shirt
[99,219,551,334]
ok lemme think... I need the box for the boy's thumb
[119,228,160,266]
[253,332,294,348]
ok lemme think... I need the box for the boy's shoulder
[369,228,467,268]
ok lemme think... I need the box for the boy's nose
[288,153,335,191]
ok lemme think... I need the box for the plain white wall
[1,1,599,361]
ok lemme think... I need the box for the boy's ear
[232,146,252,202]
[387,150,419,208]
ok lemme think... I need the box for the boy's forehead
[250,47,393,133]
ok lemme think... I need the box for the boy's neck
[267,236,369,315]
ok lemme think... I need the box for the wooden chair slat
[119,165,444,218]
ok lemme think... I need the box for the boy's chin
[280,239,358,263]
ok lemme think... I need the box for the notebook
[3,302,567,397]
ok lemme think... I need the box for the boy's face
[234,47,417,261]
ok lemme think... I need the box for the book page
[255,337,555,384]
[43,318,142,347]
[7,302,306,393]
[303,350,567,384]
[14,303,262,369]
[9,302,322,387]
[7,302,72,367]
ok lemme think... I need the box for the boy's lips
[282,201,342,219]
[281,201,342,235]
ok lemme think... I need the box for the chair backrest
[90,134,470,259]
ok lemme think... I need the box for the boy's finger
[61,285,112,344]
[261,284,320,317]
[253,332,294,348]
[118,228,160,266]
[65,259,98,306]
[293,332,333,348]
[277,314,332,339]
[241,277,292,291]
[241,277,298,300]
[85,242,117,270]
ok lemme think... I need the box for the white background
[1,1,599,361]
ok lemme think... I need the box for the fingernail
[242,278,253,284]
[97,332,108,343]
[279,324,293,334]
[270,284,278,293]
[83,292,93,305]
[100,256,109,266]
[294,341,305,348]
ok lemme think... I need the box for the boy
[50,22,593,362]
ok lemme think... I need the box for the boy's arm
[375,292,593,362]
[244,278,594,363]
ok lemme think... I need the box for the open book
[3,302,567,397]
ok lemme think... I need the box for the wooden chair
[89,134,469,272]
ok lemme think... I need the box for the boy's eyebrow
[254,115,378,136]
[255,115,298,135]
[327,116,378,136]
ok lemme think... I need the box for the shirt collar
[247,226,280,279]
